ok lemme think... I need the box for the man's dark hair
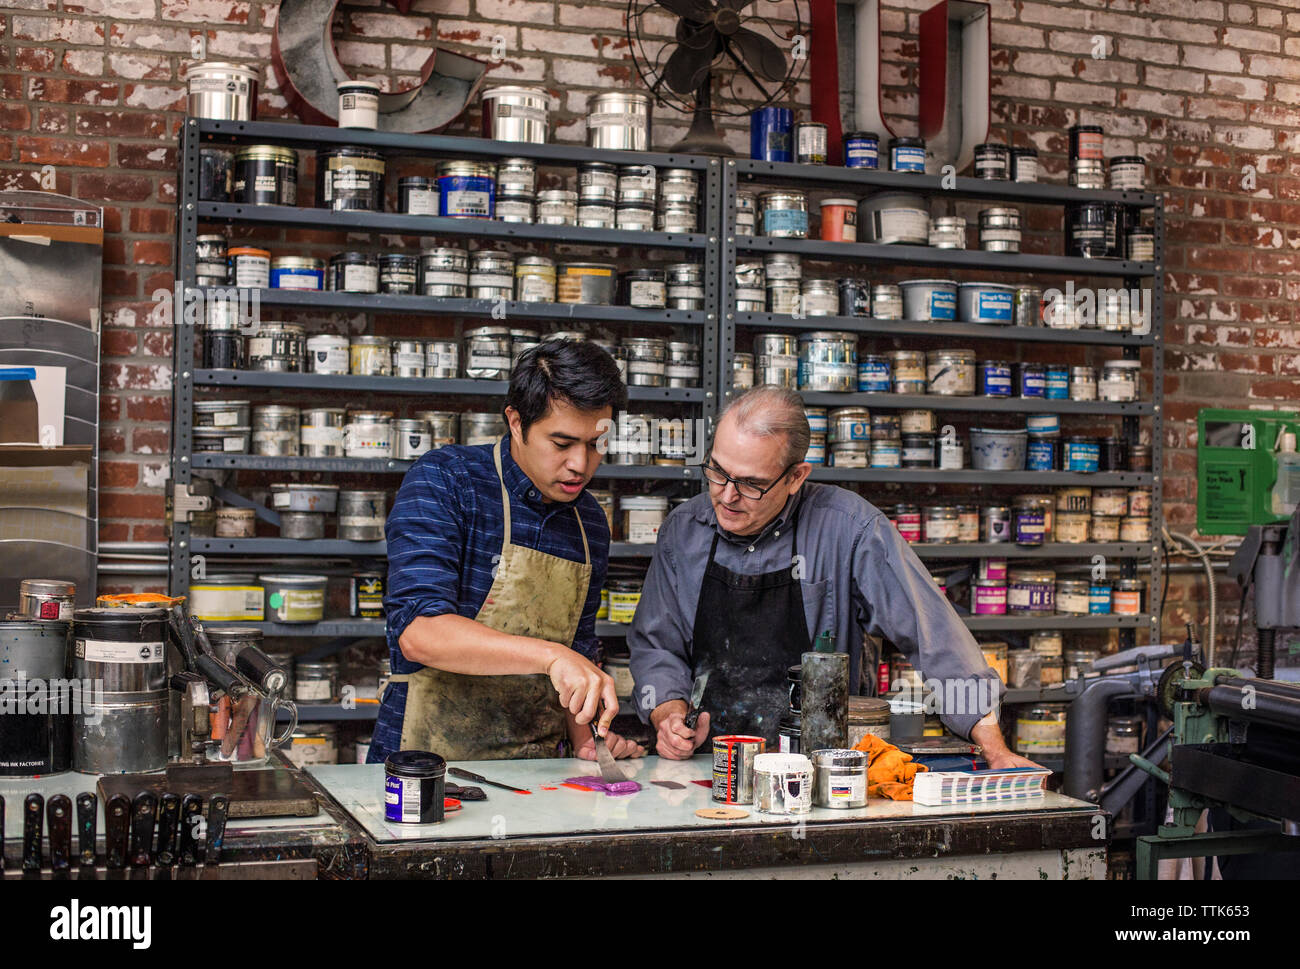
[506,339,627,437]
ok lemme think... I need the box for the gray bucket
[970,428,1028,470]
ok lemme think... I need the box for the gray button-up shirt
[626,482,1002,739]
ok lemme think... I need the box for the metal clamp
[171,483,213,523]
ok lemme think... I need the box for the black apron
[689,513,812,743]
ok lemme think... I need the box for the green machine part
[1196,407,1300,535]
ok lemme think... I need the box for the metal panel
[737,311,1155,346]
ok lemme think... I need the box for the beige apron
[387,440,592,760]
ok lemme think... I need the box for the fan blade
[679,21,718,50]
[729,26,787,82]
[715,0,756,9]
[663,40,717,96]
[657,0,716,21]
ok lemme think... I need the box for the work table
[2,757,1108,879]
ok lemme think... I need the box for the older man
[627,385,1035,769]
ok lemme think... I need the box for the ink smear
[564,776,642,796]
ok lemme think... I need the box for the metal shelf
[910,543,1154,560]
[193,286,706,326]
[809,468,1153,486]
[188,453,701,480]
[278,703,380,722]
[203,619,387,637]
[195,117,716,172]
[192,370,705,402]
[192,454,411,473]
[192,538,386,556]
[797,391,1151,416]
[730,157,1160,208]
[199,201,708,250]
[962,614,1153,631]
[734,313,1156,347]
[191,537,657,559]
[735,236,1154,277]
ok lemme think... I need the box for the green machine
[1196,407,1299,535]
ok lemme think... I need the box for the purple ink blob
[565,776,642,796]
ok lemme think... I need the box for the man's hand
[573,729,647,761]
[650,700,710,760]
[971,719,1040,771]
[984,749,1041,770]
[545,647,619,733]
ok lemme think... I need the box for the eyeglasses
[701,456,796,501]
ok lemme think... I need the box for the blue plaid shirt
[367,434,609,763]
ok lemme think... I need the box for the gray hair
[716,385,811,468]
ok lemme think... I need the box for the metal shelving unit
[169,118,723,639]
[719,156,1165,653]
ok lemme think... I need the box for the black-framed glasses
[701,455,797,501]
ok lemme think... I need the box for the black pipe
[1203,684,1300,732]
[1216,674,1300,702]
[1257,627,1276,680]
[1064,678,1142,801]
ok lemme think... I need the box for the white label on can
[76,639,165,664]
[666,365,699,379]
[212,411,239,427]
[423,270,468,287]
[191,76,250,95]
[468,353,512,369]
[589,111,643,130]
[402,776,423,822]
[1099,379,1136,401]
[982,228,1021,243]
[877,208,929,242]
[301,426,344,447]
[470,273,513,290]
[338,515,385,529]
[234,258,269,289]
[395,351,423,370]
[279,588,324,621]
[221,435,244,451]
[296,680,332,701]
[630,280,665,305]
[626,510,662,543]
[517,277,554,302]
[189,587,263,620]
[447,189,491,216]
[798,126,826,157]
[311,347,349,373]
[628,361,666,375]
[405,188,437,215]
[618,210,654,231]
[276,272,320,291]
[343,264,379,292]
[273,491,291,508]
[828,774,866,802]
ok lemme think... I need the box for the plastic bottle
[1271,431,1300,516]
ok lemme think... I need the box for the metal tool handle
[105,794,130,870]
[178,794,203,866]
[448,767,485,784]
[130,792,158,868]
[204,795,229,868]
[47,795,72,873]
[270,696,299,749]
[155,793,180,868]
[22,793,44,872]
[76,793,96,868]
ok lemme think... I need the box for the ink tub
[385,750,447,824]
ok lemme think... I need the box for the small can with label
[436,160,494,219]
[760,190,809,238]
[399,175,438,215]
[1011,147,1039,183]
[858,354,891,393]
[1018,362,1046,398]
[350,571,385,618]
[892,504,921,543]
[270,255,324,291]
[379,253,419,295]
[795,121,828,164]
[229,246,271,289]
[385,751,446,824]
[843,131,879,170]
[973,142,1010,180]
[329,252,380,293]
[979,360,1012,397]
[890,136,926,173]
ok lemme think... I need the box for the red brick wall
[2,0,1297,653]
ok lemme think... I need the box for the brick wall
[1,0,1297,655]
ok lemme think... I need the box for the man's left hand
[984,750,1041,770]
[574,730,647,761]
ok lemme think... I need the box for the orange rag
[852,732,928,801]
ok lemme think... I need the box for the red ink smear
[513,789,532,795]
[561,782,595,791]
[692,780,713,788]
[541,786,558,790]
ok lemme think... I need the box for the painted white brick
[476,0,556,26]
[1223,26,1281,52]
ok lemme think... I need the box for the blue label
[438,175,494,217]
[976,291,1013,322]
[929,290,957,320]
[982,365,1012,396]
[1020,371,1046,397]
[270,267,324,290]
[858,360,891,392]
[1065,442,1100,472]
[384,775,404,823]
[845,138,879,169]
[892,145,926,172]
[1045,368,1069,399]
[870,442,901,468]
[764,209,808,235]
[751,107,792,162]
[1089,586,1113,614]
[1026,439,1056,470]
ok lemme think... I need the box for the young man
[628,385,1036,769]
[370,340,644,763]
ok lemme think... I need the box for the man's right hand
[651,700,710,760]
[545,646,619,734]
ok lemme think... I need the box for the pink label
[973,584,1008,614]
[978,557,1008,581]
